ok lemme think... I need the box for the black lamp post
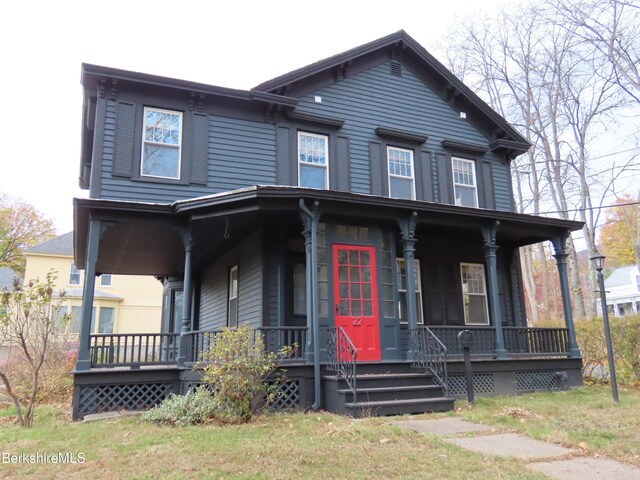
[590,252,619,402]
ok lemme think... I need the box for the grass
[0,407,543,480]
[0,385,637,479]
[453,385,640,467]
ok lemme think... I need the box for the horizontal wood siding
[293,62,514,210]
[99,104,276,203]
[198,231,264,331]
[209,116,276,193]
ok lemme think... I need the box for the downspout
[299,199,321,409]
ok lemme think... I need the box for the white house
[604,265,640,316]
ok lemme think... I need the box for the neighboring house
[71,31,584,420]
[0,266,20,291]
[23,232,162,335]
[604,265,640,316]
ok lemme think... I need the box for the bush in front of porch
[145,326,295,425]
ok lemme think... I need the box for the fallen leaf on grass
[578,442,588,450]
[379,438,390,444]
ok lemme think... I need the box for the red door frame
[332,244,381,361]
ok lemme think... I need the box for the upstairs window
[452,157,478,207]
[69,263,81,285]
[298,132,329,189]
[387,147,415,200]
[100,274,112,287]
[460,263,489,325]
[141,107,182,180]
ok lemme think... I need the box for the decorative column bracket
[177,225,193,368]
[481,221,507,360]
[551,231,581,358]
[399,212,419,361]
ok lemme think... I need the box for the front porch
[71,324,582,419]
[71,187,584,419]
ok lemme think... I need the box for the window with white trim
[636,275,640,292]
[98,307,115,334]
[460,263,489,325]
[141,107,183,180]
[452,157,478,207]
[228,265,239,327]
[298,132,329,189]
[100,274,112,287]
[387,147,415,200]
[69,263,81,285]
[397,258,424,324]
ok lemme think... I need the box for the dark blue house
[72,31,583,420]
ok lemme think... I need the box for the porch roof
[74,186,583,275]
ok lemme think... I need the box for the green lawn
[455,385,640,467]
[0,386,637,479]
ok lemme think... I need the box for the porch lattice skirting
[77,383,175,419]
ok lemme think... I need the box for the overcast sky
[1,0,633,237]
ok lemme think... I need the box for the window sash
[141,107,183,180]
[69,263,81,285]
[452,157,478,207]
[396,258,424,324]
[460,263,489,325]
[387,147,415,200]
[100,274,112,286]
[228,265,239,327]
[98,307,115,334]
[298,132,329,189]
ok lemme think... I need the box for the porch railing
[503,327,569,356]
[410,326,449,396]
[326,326,357,403]
[256,326,307,363]
[89,333,179,368]
[187,326,308,366]
[427,326,570,357]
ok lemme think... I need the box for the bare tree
[0,271,67,427]
[439,1,635,320]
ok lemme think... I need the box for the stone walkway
[394,417,640,480]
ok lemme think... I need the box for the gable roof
[605,265,639,288]
[24,232,73,257]
[253,30,529,152]
[0,267,21,290]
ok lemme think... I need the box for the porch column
[177,227,193,368]
[551,233,581,358]
[399,213,418,361]
[300,212,314,363]
[76,219,101,371]
[481,222,507,360]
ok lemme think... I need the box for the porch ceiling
[74,186,582,274]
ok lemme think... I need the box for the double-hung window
[69,263,81,285]
[387,147,415,200]
[460,263,489,325]
[452,157,478,207]
[396,258,424,324]
[141,107,183,180]
[298,132,329,189]
[228,265,239,327]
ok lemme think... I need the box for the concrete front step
[344,397,455,417]
[338,384,444,402]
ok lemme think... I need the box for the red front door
[333,244,381,361]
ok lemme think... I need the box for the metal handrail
[326,326,358,403]
[410,326,449,396]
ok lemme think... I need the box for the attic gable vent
[390,62,402,76]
